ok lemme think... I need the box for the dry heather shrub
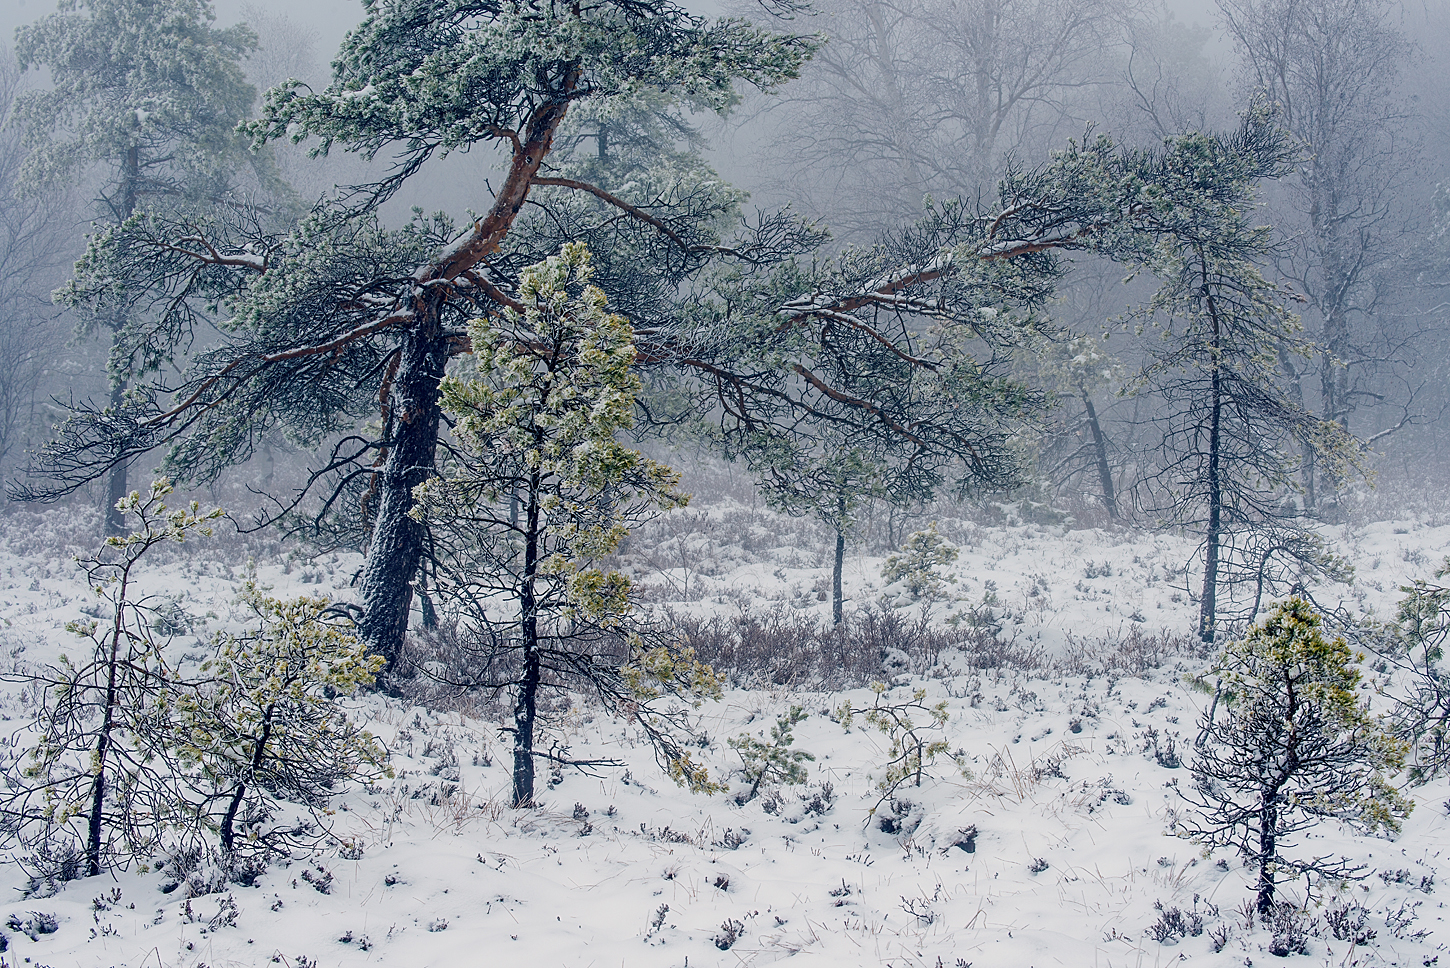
[671,606,1015,689]
[1059,626,1204,676]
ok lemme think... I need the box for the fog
[2,0,1448,610]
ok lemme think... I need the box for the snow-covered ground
[0,489,1447,968]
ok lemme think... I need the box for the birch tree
[1217,0,1418,509]
[752,0,1125,237]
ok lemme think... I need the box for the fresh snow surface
[0,497,1447,968]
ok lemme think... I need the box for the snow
[0,494,1447,967]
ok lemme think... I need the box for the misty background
[2,0,1448,531]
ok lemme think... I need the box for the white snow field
[0,483,1446,968]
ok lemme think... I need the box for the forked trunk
[356,308,450,669]
[356,87,575,669]
[221,705,276,854]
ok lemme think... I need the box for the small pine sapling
[1379,557,1450,780]
[173,590,392,856]
[728,706,814,803]
[880,523,958,613]
[836,682,962,816]
[1181,598,1412,917]
[411,243,720,807]
[1,480,221,878]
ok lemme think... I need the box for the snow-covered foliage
[0,480,1446,966]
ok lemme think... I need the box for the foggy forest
[0,0,1448,964]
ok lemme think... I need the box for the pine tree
[740,438,883,627]
[1181,598,1411,916]
[411,243,719,808]
[173,590,390,855]
[20,0,816,668]
[1,480,222,878]
[12,0,264,533]
[881,522,959,611]
[1374,557,1450,781]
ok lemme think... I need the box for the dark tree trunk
[87,593,128,877]
[1199,252,1224,645]
[1201,365,1222,645]
[221,705,275,855]
[356,307,449,669]
[1082,394,1119,520]
[832,526,845,627]
[512,471,543,809]
[1256,792,1278,916]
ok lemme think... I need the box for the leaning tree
[726,106,1356,643]
[25,19,1335,668]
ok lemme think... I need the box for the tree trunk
[103,146,142,537]
[1201,366,1222,645]
[104,384,129,536]
[832,526,846,627]
[512,471,543,809]
[1256,792,1278,916]
[1082,394,1119,520]
[86,586,130,877]
[1199,251,1223,645]
[355,307,449,669]
[221,704,275,855]
[355,86,575,669]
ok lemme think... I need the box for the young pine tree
[172,590,390,856]
[412,243,718,808]
[1181,598,1411,916]
[2,480,221,878]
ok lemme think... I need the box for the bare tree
[1217,0,1419,509]
[748,0,1126,237]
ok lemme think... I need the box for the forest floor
[0,476,1446,968]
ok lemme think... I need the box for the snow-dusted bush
[1,481,222,878]
[880,523,958,610]
[728,706,813,803]
[1378,557,1450,780]
[835,683,963,813]
[173,588,392,855]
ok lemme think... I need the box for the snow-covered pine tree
[12,0,266,533]
[880,522,959,611]
[714,107,1329,645]
[1181,598,1411,916]
[22,0,817,670]
[1,480,222,878]
[411,243,719,808]
[173,590,390,856]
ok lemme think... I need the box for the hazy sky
[6,0,1227,67]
